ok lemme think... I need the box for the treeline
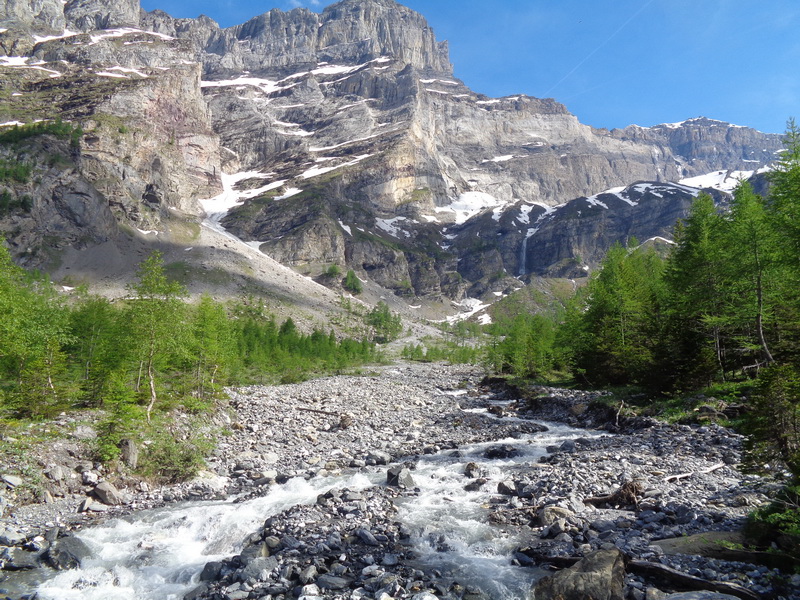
[0,249,377,429]
[492,120,800,476]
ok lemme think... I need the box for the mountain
[0,0,784,317]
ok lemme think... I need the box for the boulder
[1,547,40,570]
[119,439,139,469]
[0,528,25,546]
[539,506,575,527]
[238,556,278,582]
[43,536,92,570]
[386,466,415,488]
[663,594,739,600]
[1,474,23,488]
[533,548,626,600]
[317,574,353,590]
[91,481,125,505]
[484,445,521,459]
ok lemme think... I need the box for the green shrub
[343,269,363,294]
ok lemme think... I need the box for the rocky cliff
[0,0,786,312]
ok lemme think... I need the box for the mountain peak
[319,0,451,73]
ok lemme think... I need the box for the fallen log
[628,559,763,600]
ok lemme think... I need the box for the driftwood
[514,553,764,600]
[664,462,725,483]
[584,480,643,508]
[628,559,763,600]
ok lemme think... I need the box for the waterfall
[518,234,529,277]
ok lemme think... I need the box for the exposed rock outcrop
[0,0,786,302]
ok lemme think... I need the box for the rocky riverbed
[1,363,799,600]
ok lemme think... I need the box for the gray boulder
[91,481,125,505]
[386,466,415,488]
[533,548,626,600]
[43,535,92,570]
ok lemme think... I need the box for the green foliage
[0,160,32,183]
[0,247,378,480]
[136,419,212,484]
[367,301,402,343]
[485,313,556,379]
[0,118,83,147]
[343,269,363,294]
[742,364,800,477]
[324,264,341,278]
[745,484,800,558]
[561,241,666,386]
[401,341,482,364]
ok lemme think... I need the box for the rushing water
[396,422,603,599]
[7,402,602,600]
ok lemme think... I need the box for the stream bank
[2,364,798,599]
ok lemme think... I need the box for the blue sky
[140,0,799,134]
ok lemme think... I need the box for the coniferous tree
[662,194,728,385]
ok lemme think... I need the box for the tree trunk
[146,357,156,423]
[755,271,774,364]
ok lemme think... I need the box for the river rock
[497,480,518,495]
[0,528,25,546]
[119,439,139,469]
[484,445,521,459]
[45,466,65,482]
[386,466,415,488]
[92,481,125,505]
[2,474,23,488]
[533,548,626,600]
[43,535,92,570]
[539,506,575,527]
[1,547,40,570]
[238,556,278,582]
[316,574,353,590]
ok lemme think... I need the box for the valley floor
[1,363,798,599]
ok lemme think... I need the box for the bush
[743,364,800,478]
[325,264,341,278]
[367,301,402,343]
[745,484,800,558]
[136,425,211,483]
[343,269,362,294]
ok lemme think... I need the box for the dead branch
[584,480,643,508]
[664,462,725,483]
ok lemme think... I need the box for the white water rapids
[10,406,602,600]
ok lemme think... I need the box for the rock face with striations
[0,0,786,302]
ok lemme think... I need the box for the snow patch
[275,187,302,200]
[482,155,515,163]
[32,29,79,43]
[200,171,275,224]
[679,170,754,193]
[434,192,505,225]
[338,221,352,236]
[300,154,372,180]
[445,297,491,324]
[375,216,409,238]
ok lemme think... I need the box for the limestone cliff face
[0,0,65,32]
[0,22,221,266]
[0,0,786,301]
